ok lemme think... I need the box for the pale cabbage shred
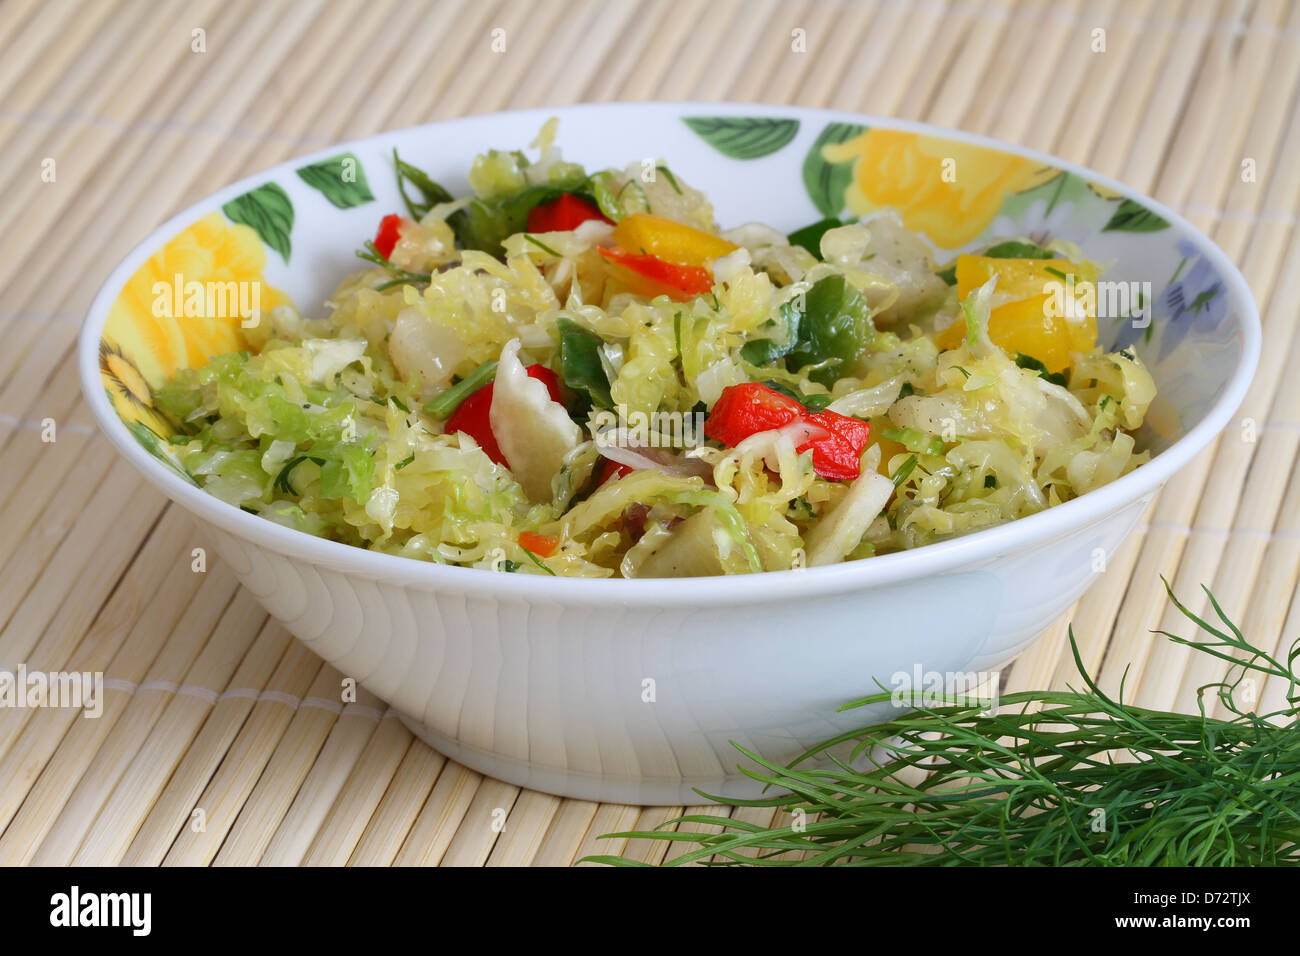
[157,135,1156,579]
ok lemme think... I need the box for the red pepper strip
[596,457,636,485]
[445,387,503,463]
[597,247,714,301]
[796,410,871,482]
[524,364,564,403]
[373,213,407,259]
[518,531,560,557]
[444,365,564,467]
[527,193,612,233]
[704,383,871,481]
[703,382,805,448]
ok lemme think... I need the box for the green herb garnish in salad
[154,119,1155,578]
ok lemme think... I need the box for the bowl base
[395,713,771,806]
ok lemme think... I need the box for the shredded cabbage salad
[157,120,1156,578]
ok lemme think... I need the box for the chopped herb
[274,454,326,496]
[1014,352,1068,387]
[1044,265,1070,281]
[388,395,410,413]
[740,297,803,366]
[787,217,847,259]
[983,239,1056,260]
[556,317,613,409]
[520,546,557,576]
[984,474,997,488]
[898,381,919,399]
[656,165,682,194]
[954,366,971,379]
[788,497,815,521]
[356,240,432,290]
[394,453,415,471]
[762,380,803,401]
[524,233,561,257]
[784,274,876,388]
[892,454,919,488]
[882,427,945,457]
[423,359,498,419]
[393,148,455,219]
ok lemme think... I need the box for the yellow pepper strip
[934,254,1099,372]
[872,434,908,478]
[610,213,739,268]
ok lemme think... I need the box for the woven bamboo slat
[0,0,1294,866]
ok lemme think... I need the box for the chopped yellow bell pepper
[872,435,908,478]
[610,213,739,268]
[934,254,1099,372]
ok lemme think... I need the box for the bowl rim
[78,101,1261,604]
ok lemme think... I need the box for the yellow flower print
[100,340,174,437]
[101,211,292,437]
[823,130,1059,248]
[105,211,291,385]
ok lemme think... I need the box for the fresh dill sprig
[523,233,561,257]
[519,546,557,576]
[273,455,324,496]
[892,454,918,488]
[393,147,454,220]
[587,582,1300,867]
[356,240,432,291]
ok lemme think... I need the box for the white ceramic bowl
[80,104,1259,804]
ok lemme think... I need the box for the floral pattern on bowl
[99,105,1244,475]
[78,104,1259,803]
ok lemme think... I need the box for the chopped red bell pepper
[518,531,559,557]
[522,364,564,403]
[796,410,871,482]
[703,382,805,448]
[445,386,503,463]
[373,213,407,259]
[597,247,714,301]
[526,193,612,233]
[704,383,871,481]
[444,364,564,467]
[596,457,636,485]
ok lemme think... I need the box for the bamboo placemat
[0,0,1297,867]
